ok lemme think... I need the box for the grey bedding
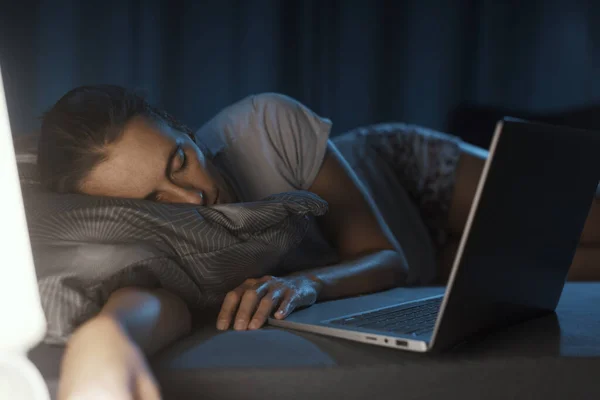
[14,122,444,345]
[27,189,326,345]
[16,135,328,344]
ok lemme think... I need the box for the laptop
[269,118,600,352]
[0,67,50,398]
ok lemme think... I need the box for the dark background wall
[1,0,599,147]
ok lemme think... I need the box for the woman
[38,86,599,399]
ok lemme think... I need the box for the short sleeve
[196,93,332,201]
[250,93,332,190]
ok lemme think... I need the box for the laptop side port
[365,336,377,341]
[396,340,408,347]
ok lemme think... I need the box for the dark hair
[38,85,194,193]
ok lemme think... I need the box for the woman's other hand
[58,315,161,400]
[58,287,192,400]
[216,275,323,331]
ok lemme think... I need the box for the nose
[159,183,205,205]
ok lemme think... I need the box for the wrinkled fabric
[22,185,326,345]
[333,123,462,284]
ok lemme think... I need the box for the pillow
[13,135,328,345]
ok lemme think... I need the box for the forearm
[97,287,192,356]
[289,249,408,302]
[59,288,186,399]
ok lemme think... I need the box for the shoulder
[249,92,310,113]
[196,93,331,154]
[196,93,333,197]
[228,92,313,115]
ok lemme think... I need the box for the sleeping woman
[37,85,599,399]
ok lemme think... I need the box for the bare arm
[215,138,416,331]
[301,142,409,300]
[59,288,191,400]
[216,143,411,331]
[97,287,192,354]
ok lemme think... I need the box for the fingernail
[234,320,245,330]
[217,320,227,330]
[249,320,260,330]
[277,310,285,318]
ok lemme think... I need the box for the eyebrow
[143,143,181,201]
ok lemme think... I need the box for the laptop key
[332,297,442,334]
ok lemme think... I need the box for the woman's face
[80,116,236,206]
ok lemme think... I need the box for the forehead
[80,116,178,198]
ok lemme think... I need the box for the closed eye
[170,146,188,175]
[145,145,188,202]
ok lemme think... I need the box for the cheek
[194,147,208,168]
[190,148,218,184]
[203,160,225,188]
[187,142,235,201]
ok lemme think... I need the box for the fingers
[216,286,246,330]
[248,290,284,330]
[233,280,272,330]
[274,291,298,320]
[216,275,309,330]
[216,277,273,331]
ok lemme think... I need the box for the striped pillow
[14,134,327,344]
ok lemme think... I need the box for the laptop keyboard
[328,296,443,336]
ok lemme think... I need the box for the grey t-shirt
[195,93,340,271]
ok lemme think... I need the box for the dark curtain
[1,0,599,144]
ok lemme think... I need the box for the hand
[58,315,161,400]
[216,274,322,331]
